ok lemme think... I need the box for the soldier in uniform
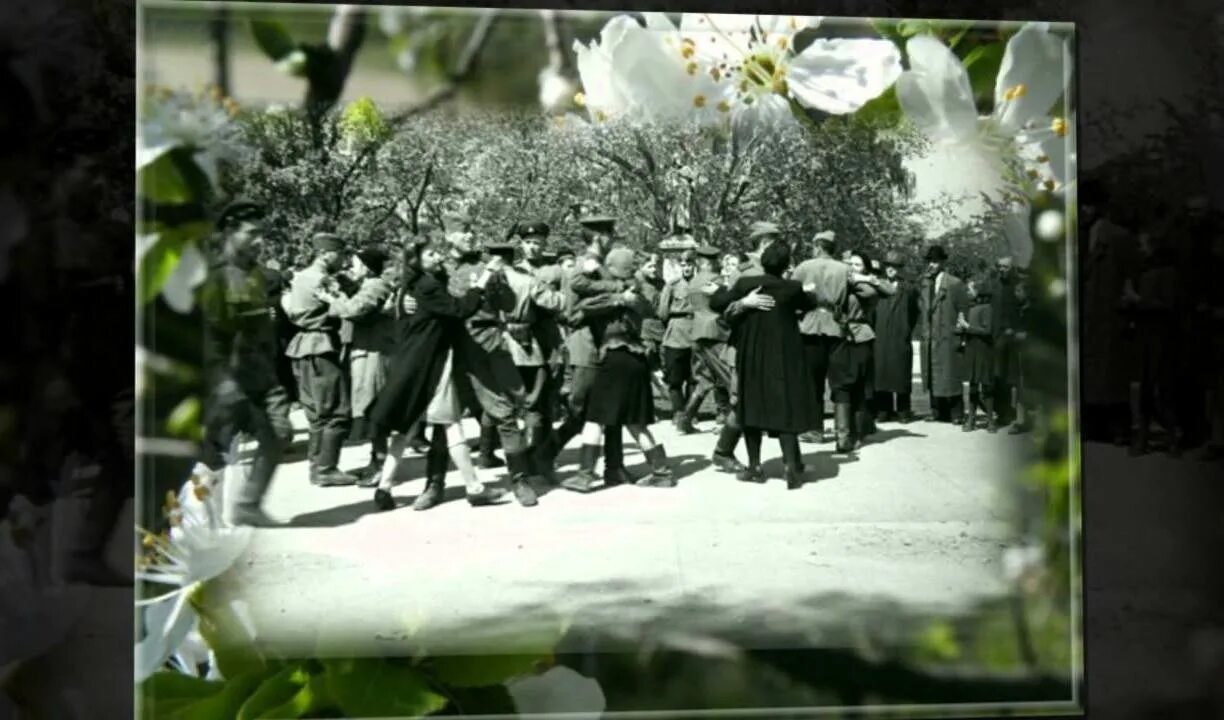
[314,246,396,483]
[496,223,568,480]
[197,202,295,525]
[282,232,358,487]
[547,215,619,468]
[446,232,541,507]
[658,249,699,433]
[684,244,734,427]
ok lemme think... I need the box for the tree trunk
[210,6,231,97]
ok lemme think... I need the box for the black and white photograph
[133,2,1076,717]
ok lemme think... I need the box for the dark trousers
[968,382,996,418]
[874,391,912,416]
[802,334,837,429]
[662,346,695,412]
[554,365,600,454]
[993,382,1016,425]
[517,364,554,448]
[202,382,293,509]
[687,341,733,419]
[930,394,965,423]
[293,354,351,439]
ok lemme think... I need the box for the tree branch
[408,158,435,233]
[388,10,499,126]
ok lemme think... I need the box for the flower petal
[787,38,903,114]
[507,666,607,718]
[757,14,822,39]
[573,16,638,118]
[1002,203,1034,269]
[993,22,1067,133]
[895,35,978,142]
[160,241,208,314]
[610,21,724,124]
[734,92,795,131]
[136,591,197,682]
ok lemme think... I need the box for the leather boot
[834,402,855,453]
[712,419,745,473]
[408,423,431,454]
[354,451,387,488]
[411,439,449,511]
[313,429,357,486]
[602,427,638,486]
[637,445,675,488]
[307,430,322,483]
[477,422,505,469]
[561,444,602,493]
[504,451,540,507]
[784,464,805,491]
[230,444,281,527]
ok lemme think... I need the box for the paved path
[209,391,1031,659]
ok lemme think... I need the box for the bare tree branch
[408,159,436,233]
[388,10,500,126]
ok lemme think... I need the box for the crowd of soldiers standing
[198,201,1041,524]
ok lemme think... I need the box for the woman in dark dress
[957,276,997,432]
[367,240,506,511]
[561,248,674,492]
[710,242,821,489]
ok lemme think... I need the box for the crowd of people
[199,199,1046,524]
[1080,179,1224,459]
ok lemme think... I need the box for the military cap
[813,229,836,241]
[748,221,781,239]
[883,250,905,267]
[216,200,264,230]
[312,232,344,252]
[512,221,551,239]
[484,239,518,256]
[538,249,559,264]
[554,247,576,262]
[695,244,721,259]
[578,214,616,234]
[355,247,388,275]
[924,244,949,262]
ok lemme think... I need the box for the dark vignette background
[2,0,1221,718]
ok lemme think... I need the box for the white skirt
[424,350,461,425]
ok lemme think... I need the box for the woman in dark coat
[872,251,919,422]
[710,242,820,489]
[561,248,674,493]
[835,250,894,449]
[367,240,505,511]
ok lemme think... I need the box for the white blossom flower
[135,468,251,682]
[507,665,606,718]
[138,86,243,187]
[645,13,902,127]
[896,22,1071,191]
[571,15,724,125]
[537,65,581,116]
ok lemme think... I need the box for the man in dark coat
[283,232,357,486]
[790,230,849,443]
[918,244,970,423]
[987,255,1023,426]
[872,249,920,422]
[447,232,541,507]
[198,206,295,524]
[657,249,699,433]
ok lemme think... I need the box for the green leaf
[137,221,210,307]
[257,674,333,718]
[236,664,311,720]
[963,42,1006,110]
[193,585,283,680]
[855,86,902,127]
[429,653,548,688]
[140,670,267,720]
[166,396,203,440]
[139,151,193,205]
[916,620,962,662]
[323,658,448,718]
[250,19,298,62]
[139,673,223,720]
[948,23,973,49]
